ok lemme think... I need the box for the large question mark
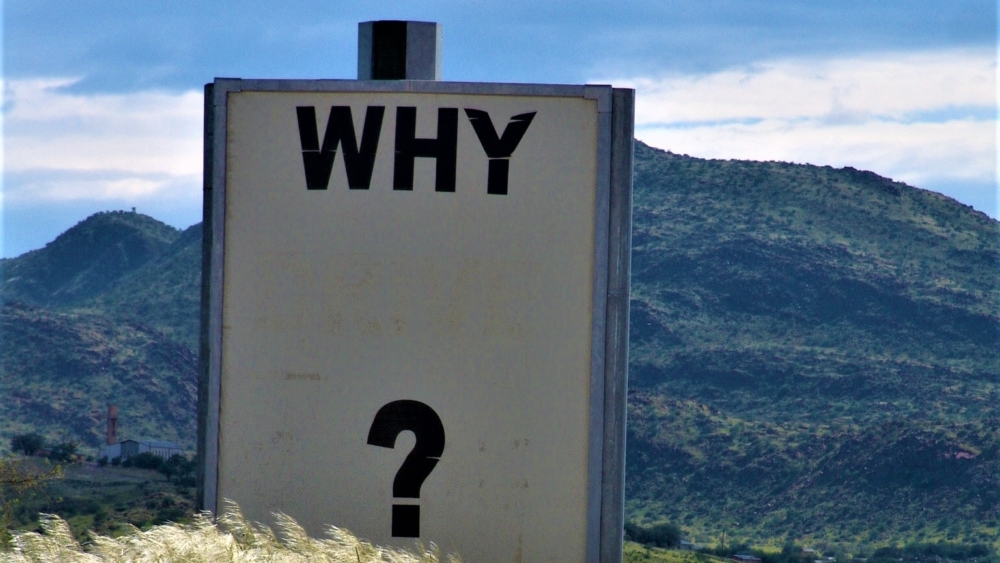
[366,400,445,538]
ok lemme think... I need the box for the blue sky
[2,0,997,257]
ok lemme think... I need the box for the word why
[295,106,536,195]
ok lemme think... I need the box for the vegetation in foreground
[0,501,460,562]
[0,457,61,547]
[1,456,196,543]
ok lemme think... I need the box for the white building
[98,439,183,462]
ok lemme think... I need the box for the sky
[2,0,996,258]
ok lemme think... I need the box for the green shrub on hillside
[47,442,77,463]
[158,454,196,487]
[128,452,163,471]
[626,520,684,548]
[7,436,43,458]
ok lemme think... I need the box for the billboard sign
[200,79,633,563]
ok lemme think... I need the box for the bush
[130,452,164,470]
[9,433,44,456]
[158,454,195,485]
[158,454,189,477]
[47,442,78,462]
[624,520,683,548]
[93,505,110,526]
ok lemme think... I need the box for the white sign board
[200,80,633,563]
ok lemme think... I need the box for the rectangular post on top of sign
[197,20,634,563]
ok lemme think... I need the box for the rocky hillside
[626,142,999,546]
[0,301,197,449]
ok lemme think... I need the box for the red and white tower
[106,405,119,445]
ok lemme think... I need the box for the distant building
[731,555,762,563]
[98,442,121,461]
[97,404,183,463]
[98,439,183,462]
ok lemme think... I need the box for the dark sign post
[199,21,633,563]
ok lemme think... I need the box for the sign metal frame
[198,78,633,562]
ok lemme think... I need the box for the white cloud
[622,48,994,125]
[2,78,203,203]
[1,172,199,206]
[603,48,998,214]
[3,51,997,216]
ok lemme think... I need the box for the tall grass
[0,501,460,563]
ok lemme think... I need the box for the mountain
[1,142,997,548]
[625,143,999,547]
[2,211,181,308]
[1,211,203,349]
